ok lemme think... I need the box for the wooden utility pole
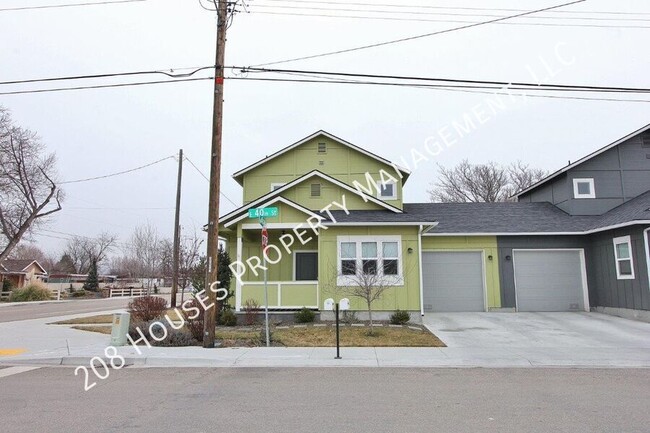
[203,0,228,348]
[170,148,183,308]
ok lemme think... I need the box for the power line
[251,0,650,16]
[248,10,650,29]
[0,0,147,12]
[184,155,239,208]
[0,66,213,87]
[249,3,650,22]
[60,155,175,184]
[249,0,586,67]
[227,76,650,103]
[237,66,650,94]
[0,77,213,96]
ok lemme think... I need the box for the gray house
[402,123,649,319]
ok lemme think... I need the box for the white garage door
[514,250,587,312]
[422,251,485,312]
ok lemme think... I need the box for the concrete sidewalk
[1,310,649,368]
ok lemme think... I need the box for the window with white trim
[613,236,635,280]
[337,236,403,285]
[377,180,397,200]
[573,178,595,199]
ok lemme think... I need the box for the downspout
[418,225,425,317]
[643,227,650,289]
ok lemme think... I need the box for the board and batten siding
[586,226,650,311]
[497,236,587,308]
[420,236,501,309]
[519,136,650,216]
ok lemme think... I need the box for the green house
[219,130,503,321]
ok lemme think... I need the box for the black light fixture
[505,255,512,261]
[407,247,414,254]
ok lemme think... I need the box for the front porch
[236,281,319,311]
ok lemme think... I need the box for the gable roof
[232,130,411,185]
[1,259,46,274]
[221,170,403,225]
[515,121,650,198]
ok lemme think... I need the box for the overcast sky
[2,0,650,260]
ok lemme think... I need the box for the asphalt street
[0,298,131,323]
[1,367,648,433]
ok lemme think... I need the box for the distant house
[0,259,47,289]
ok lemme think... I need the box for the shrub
[219,308,238,326]
[294,307,315,323]
[128,296,168,322]
[389,309,411,325]
[182,298,206,341]
[9,282,52,302]
[71,290,87,298]
[2,279,13,293]
[242,298,259,326]
[341,310,359,324]
[128,320,198,347]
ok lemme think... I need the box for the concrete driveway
[422,312,650,367]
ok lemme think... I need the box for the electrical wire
[249,0,586,67]
[226,76,650,103]
[248,10,650,29]
[60,155,176,184]
[248,4,650,22]
[237,66,650,94]
[184,155,239,208]
[0,0,147,12]
[0,77,213,96]
[250,0,649,17]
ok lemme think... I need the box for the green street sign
[248,207,279,219]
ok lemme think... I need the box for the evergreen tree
[83,258,99,291]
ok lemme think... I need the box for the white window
[270,183,286,192]
[337,236,403,286]
[573,178,595,199]
[613,236,635,280]
[377,180,397,200]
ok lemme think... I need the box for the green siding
[241,135,404,209]
[319,226,421,311]
[421,236,502,309]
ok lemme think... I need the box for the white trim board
[221,170,403,225]
[224,196,325,229]
[232,130,411,183]
[422,220,650,237]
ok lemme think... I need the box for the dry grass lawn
[72,325,112,335]
[53,308,183,325]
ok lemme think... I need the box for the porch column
[235,226,243,312]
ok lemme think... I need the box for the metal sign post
[335,302,341,359]
[247,207,278,348]
[325,297,348,359]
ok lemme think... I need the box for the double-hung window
[337,236,403,285]
[613,236,635,280]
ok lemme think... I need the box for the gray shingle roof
[328,194,650,234]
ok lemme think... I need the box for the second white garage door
[422,251,485,312]
[513,249,588,312]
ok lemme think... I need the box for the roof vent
[317,142,327,153]
[642,133,650,147]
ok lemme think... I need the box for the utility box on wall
[110,312,131,346]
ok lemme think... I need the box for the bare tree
[64,232,117,273]
[429,159,548,203]
[332,265,402,335]
[128,223,161,286]
[0,107,62,261]
[179,232,203,289]
[8,243,55,271]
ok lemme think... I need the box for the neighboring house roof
[231,130,411,185]
[0,259,47,274]
[515,121,650,198]
[220,170,403,225]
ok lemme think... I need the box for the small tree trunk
[367,300,373,335]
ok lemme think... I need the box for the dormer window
[377,181,397,200]
[573,178,595,199]
[317,142,327,154]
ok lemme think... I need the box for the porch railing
[238,281,318,310]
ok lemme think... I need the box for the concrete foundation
[592,306,650,323]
